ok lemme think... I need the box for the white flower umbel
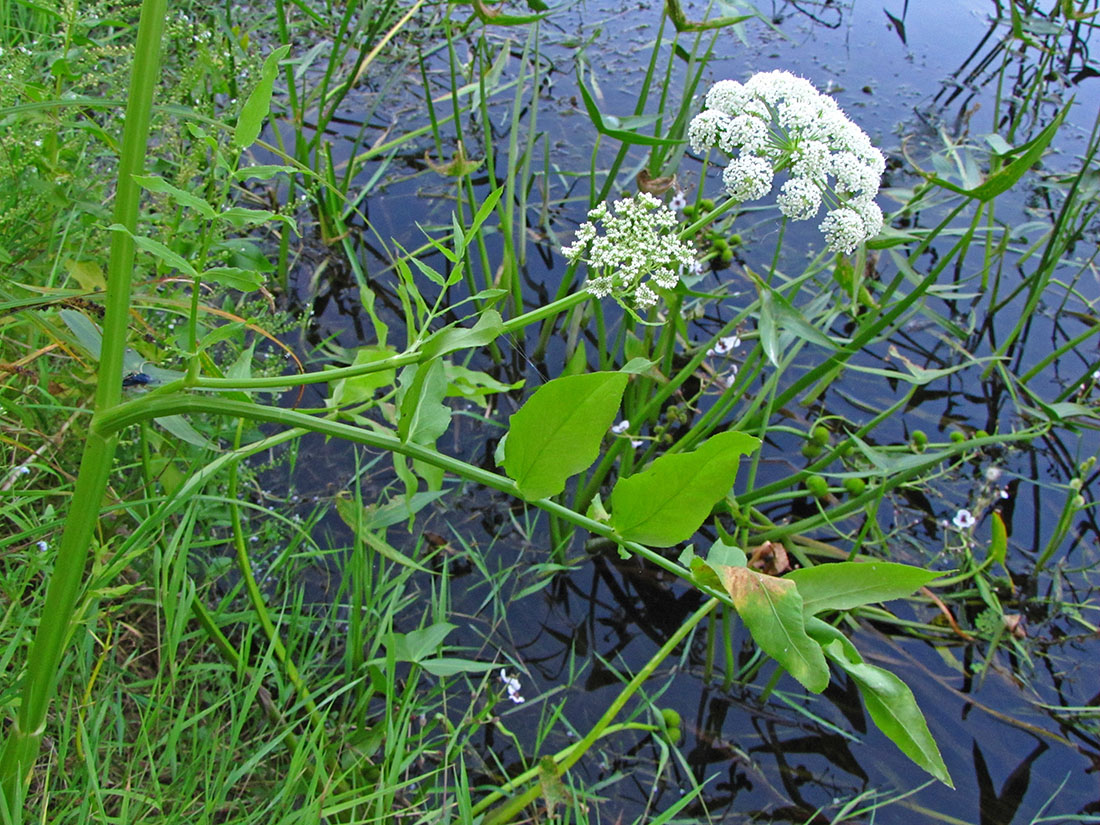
[562,192,697,309]
[689,70,886,253]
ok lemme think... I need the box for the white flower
[688,109,732,154]
[689,71,885,252]
[820,207,868,254]
[611,420,630,434]
[952,509,977,529]
[849,197,883,240]
[562,193,696,310]
[720,115,768,155]
[704,79,747,116]
[499,669,525,704]
[722,155,774,202]
[35,540,47,553]
[669,190,688,211]
[777,178,822,221]
[635,283,658,308]
[791,140,832,183]
[706,335,741,357]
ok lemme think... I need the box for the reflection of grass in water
[0,0,1098,822]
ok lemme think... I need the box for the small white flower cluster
[562,192,697,309]
[688,71,886,254]
[499,669,525,704]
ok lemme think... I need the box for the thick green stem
[0,0,167,807]
[96,394,736,610]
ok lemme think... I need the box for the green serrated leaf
[133,175,218,219]
[609,430,759,547]
[706,538,747,569]
[417,658,498,677]
[504,372,629,501]
[154,415,219,450]
[329,345,397,407]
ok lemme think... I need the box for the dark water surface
[274,1,1100,822]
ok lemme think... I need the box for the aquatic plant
[1,0,1096,823]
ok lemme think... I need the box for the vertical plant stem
[0,0,167,806]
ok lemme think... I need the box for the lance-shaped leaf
[504,372,629,501]
[609,430,759,547]
[397,359,451,446]
[716,565,829,692]
[786,561,940,616]
[926,103,1068,202]
[233,44,291,150]
[810,618,952,786]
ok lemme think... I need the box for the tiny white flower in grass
[499,669,525,704]
[952,509,977,529]
[707,335,741,357]
[562,192,696,310]
[35,541,47,553]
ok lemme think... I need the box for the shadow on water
[252,0,1100,821]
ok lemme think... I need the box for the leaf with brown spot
[717,566,829,692]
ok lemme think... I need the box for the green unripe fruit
[661,708,682,729]
[699,198,715,211]
[843,477,867,496]
[713,238,730,253]
[811,425,830,446]
[666,725,682,745]
[720,248,734,264]
[683,204,697,219]
[975,430,990,440]
[729,233,743,247]
[950,431,965,443]
[806,475,829,498]
[911,430,928,451]
[801,441,823,459]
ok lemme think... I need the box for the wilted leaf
[716,566,828,692]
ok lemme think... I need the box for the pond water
[266,1,1100,822]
